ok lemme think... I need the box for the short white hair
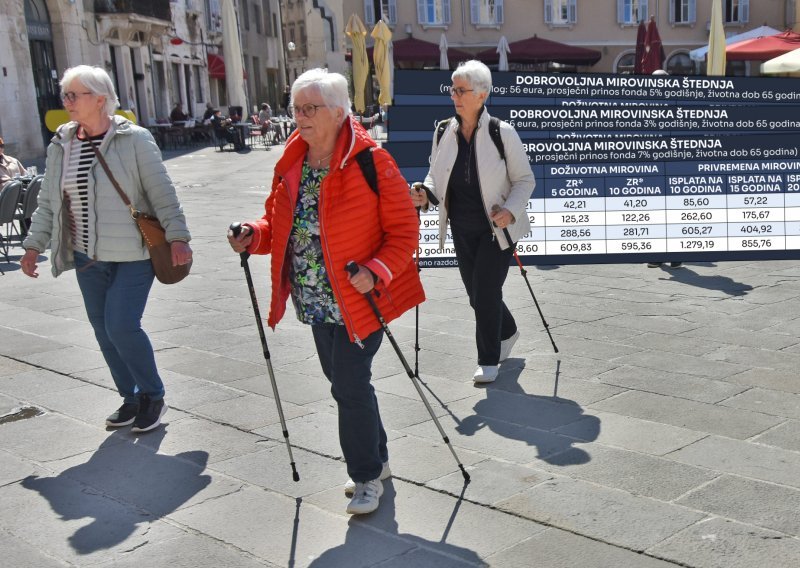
[291,68,351,124]
[451,60,492,96]
[60,65,119,116]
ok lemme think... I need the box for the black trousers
[452,227,517,366]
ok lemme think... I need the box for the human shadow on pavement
[307,481,486,567]
[456,361,599,465]
[658,264,753,296]
[22,428,211,555]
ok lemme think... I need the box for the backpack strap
[437,116,505,161]
[488,116,505,161]
[354,147,379,195]
[435,118,451,145]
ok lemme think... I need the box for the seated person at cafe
[202,101,215,121]
[210,109,244,150]
[170,102,189,124]
[0,137,27,184]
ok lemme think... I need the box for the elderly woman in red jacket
[228,68,423,516]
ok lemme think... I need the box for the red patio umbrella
[476,35,601,66]
[726,30,800,61]
[640,17,665,74]
[634,20,646,74]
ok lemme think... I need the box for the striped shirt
[62,133,104,254]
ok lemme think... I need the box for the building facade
[341,0,797,75]
[1,0,285,160]
[280,0,347,82]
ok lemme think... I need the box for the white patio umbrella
[689,25,781,62]
[439,33,449,70]
[497,36,511,71]
[221,0,246,113]
[762,47,800,74]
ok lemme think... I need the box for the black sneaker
[647,262,663,268]
[131,395,167,433]
[670,262,683,268]
[106,402,139,427]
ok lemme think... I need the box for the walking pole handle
[229,222,252,262]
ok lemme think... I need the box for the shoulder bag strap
[86,136,139,218]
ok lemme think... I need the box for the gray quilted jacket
[24,116,190,277]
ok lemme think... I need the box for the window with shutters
[668,0,696,24]
[724,0,749,24]
[471,0,503,26]
[365,0,397,25]
[617,0,648,25]
[544,0,576,26]
[417,0,451,27]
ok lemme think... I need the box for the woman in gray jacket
[20,65,192,433]
[411,60,535,384]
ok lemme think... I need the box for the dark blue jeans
[311,324,387,483]
[452,228,517,366]
[74,252,164,403]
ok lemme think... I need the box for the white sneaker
[344,462,391,496]
[346,478,384,515]
[499,330,520,362]
[473,365,499,384]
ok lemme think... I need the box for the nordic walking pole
[345,262,470,482]
[411,182,440,378]
[230,223,299,481]
[512,250,558,353]
[490,204,558,354]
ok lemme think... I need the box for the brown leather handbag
[87,138,191,284]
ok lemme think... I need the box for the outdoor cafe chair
[15,174,43,237]
[0,180,23,263]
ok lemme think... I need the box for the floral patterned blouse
[288,162,343,325]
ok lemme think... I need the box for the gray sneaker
[345,462,391,496]
[346,478,384,515]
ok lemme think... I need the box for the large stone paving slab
[1,478,185,565]
[169,485,415,567]
[535,444,717,501]
[486,526,679,568]
[427,458,554,507]
[555,409,707,455]
[668,435,800,489]
[496,477,704,551]
[307,479,545,563]
[591,390,782,439]
[649,517,800,568]
[677,474,800,535]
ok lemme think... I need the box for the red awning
[347,37,471,64]
[206,53,248,80]
[207,53,225,79]
[476,35,601,66]
[726,29,800,61]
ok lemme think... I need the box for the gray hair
[60,65,119,116]
[291,68,351,125]
[451,60,492,96]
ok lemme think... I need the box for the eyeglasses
[293,103,328,118]
[449,87,475,97]
[61,91,94,103]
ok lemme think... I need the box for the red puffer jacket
[246,116,425,343]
